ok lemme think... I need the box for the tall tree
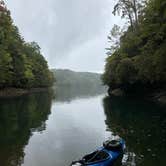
[113,0,146,30]
[106,24,123,55]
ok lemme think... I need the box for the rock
[110,88,124,96]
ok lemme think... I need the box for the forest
[0,1,53,89]
[102,0,166,95]
[52,69,103,87]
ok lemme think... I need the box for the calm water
[0,88,166,166]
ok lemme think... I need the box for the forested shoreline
[102,0,166,101]
[0,1,53,96]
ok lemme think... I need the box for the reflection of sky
[23,95,113,166]
[53,85,107,103]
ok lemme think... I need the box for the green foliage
[0,50,13,87]
[52,69,106,100]
[52,69,103,87]
[106,24,123,55]
[0,3,53,89]
[113,0,146,30]
[103,0,166,93]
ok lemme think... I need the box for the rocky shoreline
[108,88,166,105]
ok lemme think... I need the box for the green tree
[0,1,54,89]
[113,0,146,30]
[103,0,166,94]
[0,50,13,87]
[106,24,123,55]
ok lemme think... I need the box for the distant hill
[52,69,103,86]
[51,69,106,101]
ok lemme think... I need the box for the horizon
[51,68,103,74]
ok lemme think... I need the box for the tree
[0,1,54,89]
[103,0,166,94]
[113,0,146,30]
[0,50,13,88]
[106,24,123,55]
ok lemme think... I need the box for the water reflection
[103,96,166,166]
[0,92,52,166]
[53,84,106,102]
[0,87,166,166]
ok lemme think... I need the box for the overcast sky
[5,0,121,72]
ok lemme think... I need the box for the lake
[0,87,166,166]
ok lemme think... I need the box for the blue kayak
[71,139,125,166]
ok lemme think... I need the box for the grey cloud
[5,0,121,72]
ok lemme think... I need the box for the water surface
[0,88,166,166]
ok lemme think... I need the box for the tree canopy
[103,0,166,94]
[0,1,53,89]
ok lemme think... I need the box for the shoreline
[108,88,166,105]
[0,87,50,98]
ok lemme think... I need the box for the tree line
[52,69,103,87]
[0,1,53,89]
[103,0,166,94]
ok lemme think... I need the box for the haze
[5,0,121,72]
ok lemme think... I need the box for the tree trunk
[128,13,134,30]
[133,0,138,26]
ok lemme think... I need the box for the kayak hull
[71,139,125,166]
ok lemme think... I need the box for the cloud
[5,0,121,72]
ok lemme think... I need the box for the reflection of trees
[103,96,166,166]
[0,91,52,166]
[54,84,106,102]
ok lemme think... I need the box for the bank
[0,87,51,98]
[108,88,166,105]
